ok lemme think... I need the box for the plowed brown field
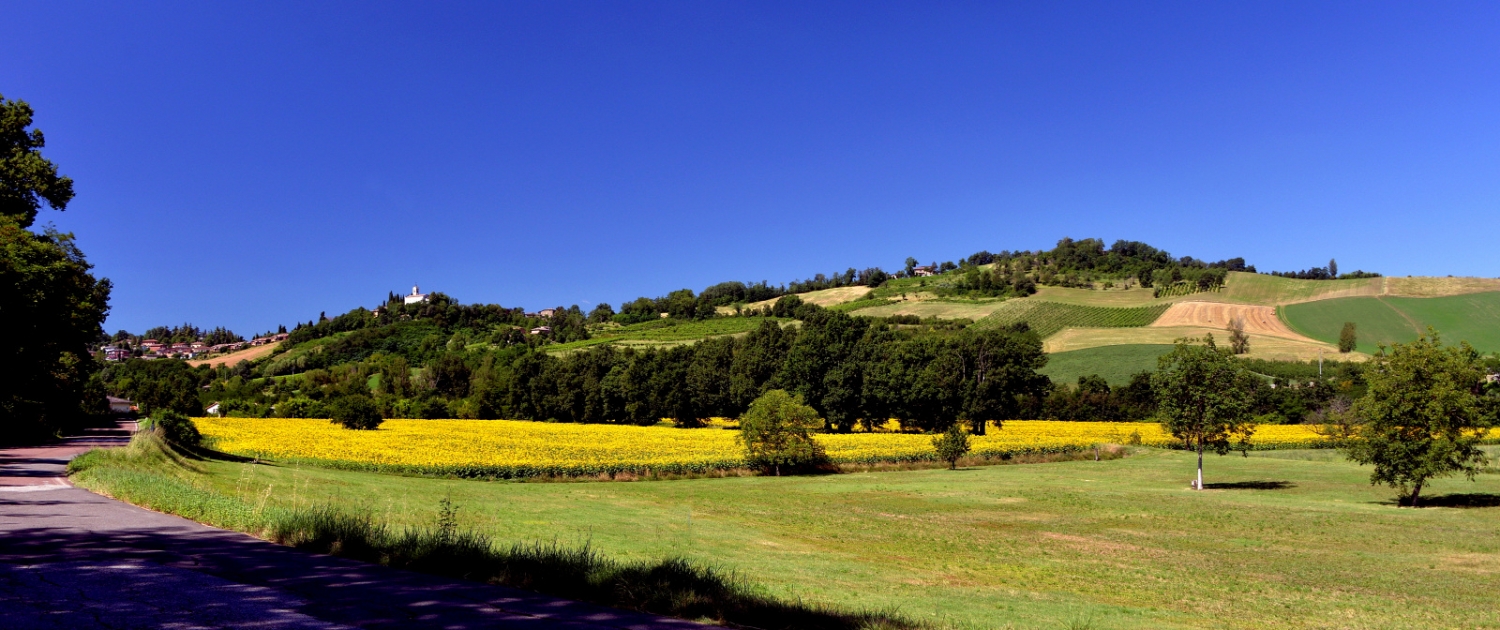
[1150,302,1308,341]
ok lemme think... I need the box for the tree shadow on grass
[1202,481,1296,490]
[1411,493,1500,508]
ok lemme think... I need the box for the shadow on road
[0,508,709,629]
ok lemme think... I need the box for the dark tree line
[1267,258,1380,281]
[112,324,243,347]
[486,304,1051,433]
[916,238,1254,294]
[123,299,1053,432]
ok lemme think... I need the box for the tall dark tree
[953,327,1051,434]
[729,320,794,409]
[779,310,868,431]
[1339,322,1357,353]
[1328,258,1338,279]
[1,95,75,228]
[1,96,110,438]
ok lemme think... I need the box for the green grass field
[1040,344,1173,386]
[972,301,1171,338]
[1282,292,1500,354]
[1216,272,1381,306]
[76,440,1500,630]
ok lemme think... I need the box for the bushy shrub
[932,424,971,469]
[329,395,383,430]
[146,409,201,447]
[737,389,825,476]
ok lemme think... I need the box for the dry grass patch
[1382,276,1500,297]
[1151,301,1307,341]
[1195,272,1383,306]
[721,286,874,314]
[1044,326,1361,361]
[188,341,281,368]
[1028,285,1173,307]
[847,297,1011,320]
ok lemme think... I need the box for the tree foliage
[1,220,112,438]
[1,95,74,228]
[1227,317,1250,355]
[1152,335,1255,489]
[931,424,971,469]
[1339,322,1357,353]
[146,409,201,447]
[1347,330,1493,507]
[330,394,383,430]
[737,390,825,475]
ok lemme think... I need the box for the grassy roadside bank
[70,431,1500,629]
[67,431,922,630]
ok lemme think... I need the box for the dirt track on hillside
[1150,302,1310,341]
[187,341,280,368]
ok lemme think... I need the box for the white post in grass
[1196,440,1205,490]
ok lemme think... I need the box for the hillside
[124,236,1497,411]
[844,270,1500,359]
[1283,292,1500,354]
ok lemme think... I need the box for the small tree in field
[1339,322,1357,353]
[737,389,825,476]
[932,424,971,469]
[1227,317,1250,355]
[329,395,383,430]
[1152,335,1255,490]
[1347,330,1491,507]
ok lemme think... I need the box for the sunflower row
[191,417,1358,479]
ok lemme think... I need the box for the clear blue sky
[4,1,1498,336]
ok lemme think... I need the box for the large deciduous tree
[1152,335,1255,490]
[1347,330,1492,507]
[2,95,74,228]
[952,326,1050,435]
[2,96,110,439]
[2,221,112,438]
[737,389,825,476]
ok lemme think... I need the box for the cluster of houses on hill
[100,333,289,362]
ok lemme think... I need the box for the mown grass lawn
[1040,344,1173,386]
[195,446,1500,629]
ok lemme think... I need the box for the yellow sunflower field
[193,417,1344,479]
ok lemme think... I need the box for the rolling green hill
[1282,292,1500,354]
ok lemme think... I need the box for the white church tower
[404,284,429,305]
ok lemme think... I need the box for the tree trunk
[1409,479,1424,508]
[1195,439,1205,490]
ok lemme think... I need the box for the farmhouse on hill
[912,265,937,277]
[404,284,429,305]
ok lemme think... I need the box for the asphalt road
[0,424,715,629]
